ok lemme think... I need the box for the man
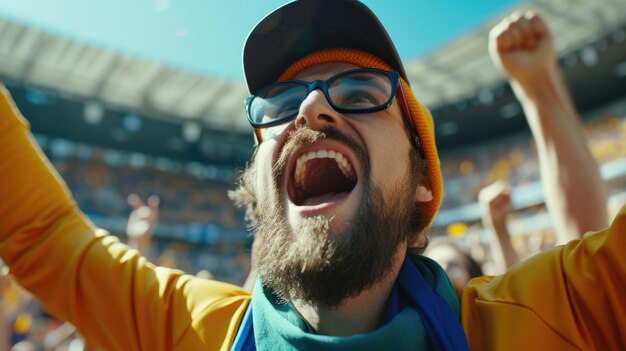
[0,1,623,350]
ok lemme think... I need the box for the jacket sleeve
[0,85,250,350]
[461,206,626,350]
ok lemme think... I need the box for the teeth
[294,149,355,189]
[335,153,344,164]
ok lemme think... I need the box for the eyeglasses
[245,68,422,154]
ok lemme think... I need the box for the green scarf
[251,256,459,350]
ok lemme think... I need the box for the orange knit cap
[279,48,442,235]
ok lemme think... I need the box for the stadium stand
[0,0,625,347]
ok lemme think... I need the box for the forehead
[290,62,361,81]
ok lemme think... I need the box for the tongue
[302,191,350,206]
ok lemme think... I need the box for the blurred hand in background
[126,194,160,257]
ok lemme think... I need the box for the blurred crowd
[31,136,252,284]
[44,150,244,228]
[440,107,626,209]
[425,103,626,298]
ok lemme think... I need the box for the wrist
[508,63,560,98]
[483,214,508,232]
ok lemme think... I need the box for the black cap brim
[243,0,407,94]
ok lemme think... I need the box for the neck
[292,248,406,337]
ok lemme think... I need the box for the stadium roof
[405,0,626,108]
[0,0,625,146]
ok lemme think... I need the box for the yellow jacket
[1,85,624,350]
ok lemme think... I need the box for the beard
[253,126,422,309]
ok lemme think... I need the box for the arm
[462,206,626,350]
[0,85,248,350]
[478,181,519,273]
[126,194,160,258]
[0,84,175,350]
[488,12,608,244]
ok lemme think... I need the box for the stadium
[0,0,625,349]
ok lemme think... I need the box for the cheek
[254,143,278,203]
[363,124,412,190]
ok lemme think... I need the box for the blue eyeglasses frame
[244,68,423,156]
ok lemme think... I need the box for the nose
[293,89,340,131]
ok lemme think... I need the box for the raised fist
[479,180,513,225]
[126,194,160,239]
[489,11,556,85]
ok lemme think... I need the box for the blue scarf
[231,255,469,350]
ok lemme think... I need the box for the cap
[243,0,407,94]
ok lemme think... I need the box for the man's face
[255,63,418,231]
[248,63,430,307]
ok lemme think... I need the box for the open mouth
[288,148,358,206]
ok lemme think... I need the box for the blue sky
[0,0,521,81]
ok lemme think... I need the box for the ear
[415,185,433,203]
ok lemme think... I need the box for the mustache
[273,126,369,183]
